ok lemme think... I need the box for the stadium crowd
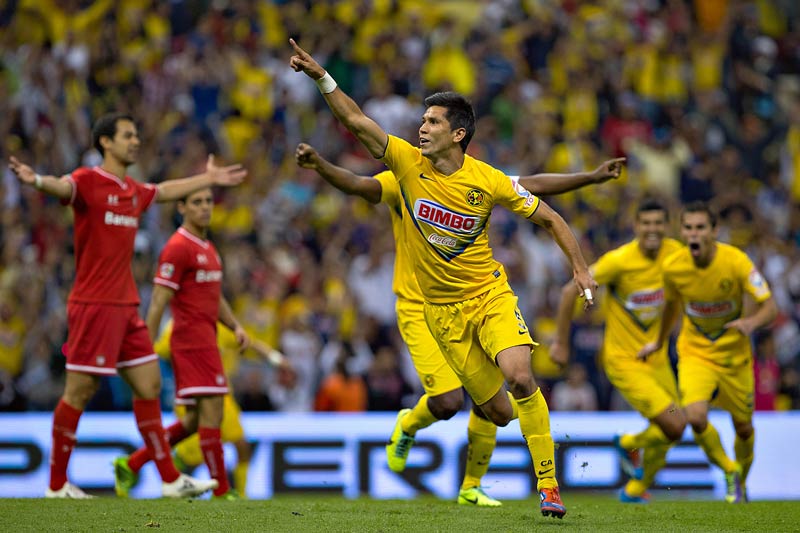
[1,0,799,414]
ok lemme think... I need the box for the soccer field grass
[3,494,798,532]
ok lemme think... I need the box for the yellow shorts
[397,298,463,397]
[604,354,679,419]
[424,283,534,406]
[174,394,245,466]
[678,356,754,421]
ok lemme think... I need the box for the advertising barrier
[0,411,797,500]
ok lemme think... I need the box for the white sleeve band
[34,174,43,189]
[316,72,338,94]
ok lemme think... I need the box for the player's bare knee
[428,392,463,419]
[733,420,753,440]
[663,420,686,442]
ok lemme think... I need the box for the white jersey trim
[154,278,180,290]
[177,385,229,397]
[177,227,209,249]
[65,363,117,376]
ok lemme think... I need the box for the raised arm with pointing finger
[290,39,602,520]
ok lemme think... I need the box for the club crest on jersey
[159,263,175,279]
[415,199,478,234]
[466,189,484,206]
[718,278,733,294]
[197,254,208,265]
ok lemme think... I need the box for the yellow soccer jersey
[374,170,424,304]
[381,135,540,303]
[592,238,683,361]
[664,242,772,367]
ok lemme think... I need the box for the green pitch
[2,494,797,532]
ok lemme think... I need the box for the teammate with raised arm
[296,143,622,506]
[289,40,598,519]
[8,112,246,498]
[638,201,777,503]
[551,199,687,503]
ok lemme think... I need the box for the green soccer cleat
[113,455,139,498]
[457,486,502,507]
[386,408,414,473]
[724,464,743,503]
[213,489,240,501]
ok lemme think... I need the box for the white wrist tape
[34,174,43,189]
[266,349,285,367]
[583,288,593,300]
[316,72,338,94]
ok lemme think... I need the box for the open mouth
[689,242,701,256]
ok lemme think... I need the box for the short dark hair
[423,91,475,153]
[92,112,135,155]
[636,198,668,220]
[681,201,717,227]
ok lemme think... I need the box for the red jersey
[65,166,158,304]
[153,227,222,354]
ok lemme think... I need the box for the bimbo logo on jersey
[625,288,664,309]
[415,200,478,233]
[686,300,735,318]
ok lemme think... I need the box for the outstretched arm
[156,155,247,203]
[8,157,73,200]
[289,39,388,158]
[529,201,598,310]
[518,158,625,195]
[295,143,382,204]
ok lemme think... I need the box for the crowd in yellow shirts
[1,0,799,412]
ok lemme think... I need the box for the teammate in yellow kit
[639,201,777,503]
[154,320,289,497]
[551,199,686,502]
[290,39,599,519]
[296,143,623,506]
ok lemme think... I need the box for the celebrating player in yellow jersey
[639,202,777,503]
[296,143,623,507]
[290,39,598,519]
[551,199,686,503]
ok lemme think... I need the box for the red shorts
[172,348,228,405]
[65,302,157,375]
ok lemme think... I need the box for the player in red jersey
[114,187,249,500]
[8,112,247,498]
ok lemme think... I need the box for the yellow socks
[401,394,439,435]
[233,461,248,496]
[460,411,498,491]
[620,423,671,450]
[506,391,519,420]
[694,424,737,472]
[734,433,754,482]
[516,388,557,491]
[175,435,203,467]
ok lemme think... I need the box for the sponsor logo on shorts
[415,200,478,233]
[216,374,225,386]
[104,211,138,228]
[96,355,106,366]
[428,234,457,247]
[196,270,223,283]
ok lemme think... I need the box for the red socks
[199,426,229,496]
[128,420,191,472]
[132,398,180,483]
[49,400,82,491]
